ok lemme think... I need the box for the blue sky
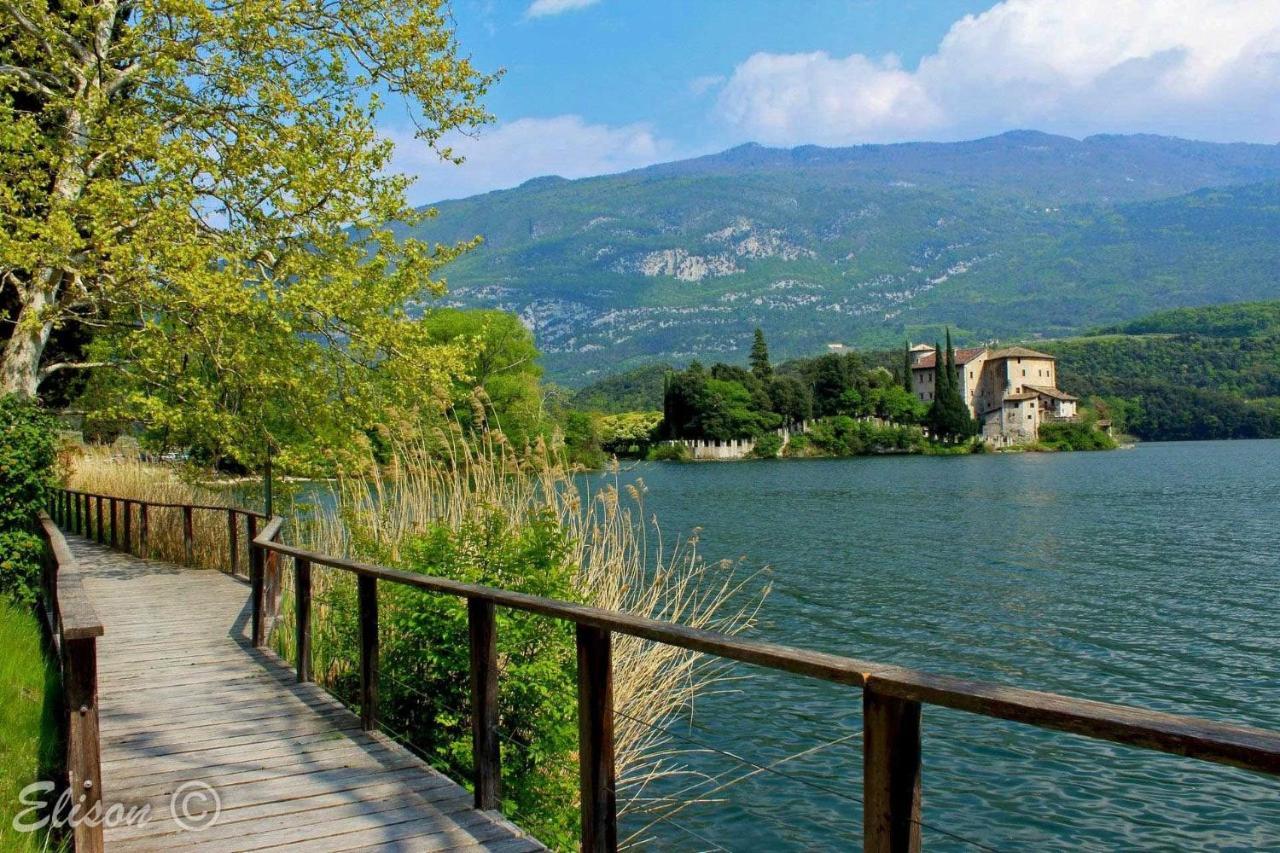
[389,0,1280,203]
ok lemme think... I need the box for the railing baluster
[358,575,378,731]
[95,496,104,544]
[863,685,922,853]
[182,505,194,565]
[295,557,311,682]
[577,624,617,853]
[469,599,501,810]
[122,500,132,554]
[248,515,265,647]
[64,635,104,853]
[228,510,239,576]
[109,497,118,548]
[138,502,149,556]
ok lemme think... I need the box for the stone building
[910,344,1079,444]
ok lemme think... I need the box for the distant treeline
[1043,301,1280,440]
[572,301,1280,444]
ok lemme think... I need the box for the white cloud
[525,0,599,18]
[716,0,1280,145]
[386,115,672,204]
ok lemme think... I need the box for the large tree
[1,0,496,464]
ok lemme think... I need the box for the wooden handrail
[37,510,104,853]
[52,488,1280,852]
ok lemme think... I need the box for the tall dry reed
[289,426,769,842]
[61,444,254,573]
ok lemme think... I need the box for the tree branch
[0,64,60,98]
[38,360,111,382]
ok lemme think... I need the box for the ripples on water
[605,441,1280,851]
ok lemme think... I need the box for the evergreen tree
[750,328,772,380]
[902,341,913,393]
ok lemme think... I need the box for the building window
[1022,369,1026,376]
[1027,414,1032,420]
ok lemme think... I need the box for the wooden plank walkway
[68,534,545,852]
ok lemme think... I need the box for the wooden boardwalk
[68,534,544,852]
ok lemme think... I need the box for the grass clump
[0,601,62,852]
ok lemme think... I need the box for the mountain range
[394,131,1280,386]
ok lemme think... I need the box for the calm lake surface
[601,440,1280,851]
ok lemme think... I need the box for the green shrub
[305,508,581,848]
[647,442,691,462]
[1038,422,1117,451]
[0,396,58,605]
[751,432,783,458]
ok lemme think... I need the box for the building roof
[988,346,1056,361]
[909,343,935,352]
[910,347,987,369]
[1003,391,1039,402]
[1024,384,1078,401]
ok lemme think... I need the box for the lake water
[601,441,1280,851]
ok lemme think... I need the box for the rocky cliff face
[404,132,1280,384]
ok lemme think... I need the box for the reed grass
[59,432,769,848]
[281,426,769,847]
[61,445,253,574]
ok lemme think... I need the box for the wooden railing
[50,488,1280,852]
[37,510,105,853]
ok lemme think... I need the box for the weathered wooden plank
[64,533,542,853]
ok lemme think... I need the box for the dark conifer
[750,328,772,380]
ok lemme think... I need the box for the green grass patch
[0,601,62,852]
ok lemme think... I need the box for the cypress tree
[901,340,913,393]
[750,328,772,380]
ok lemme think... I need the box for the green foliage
[2,0,497,466]
[560,411,606,468]
[419,309,545,447]
[0,600,62,853]
[598,411,662,457]
[926,330,978,440]
[0,396,57,604]
[804,417,925,456]
[393,132,1280,384]
[750,328,772,380]
[647,442,691,462]
[1041,301,1280,441]
[1037,422,1118,451]
[570,364,672,413]
[320,508,581,848]
[751,432,783,458]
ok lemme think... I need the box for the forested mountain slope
[399,131,1280,385]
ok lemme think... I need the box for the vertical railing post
[138,503,149,556]
[577,624,617,853]
[248,516,265,647]
[182,505,194,565]
[108,498,118,548]
[294,557,311,682]
[469,599,501,810]
[80,493,87,536]
[122,500,132,554]
[227,510,239,576]
[863,685,923,853]
[94,497,104,544]
[64,636,103,853]
[358,575,378,731]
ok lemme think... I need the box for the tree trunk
[0,274,57,397]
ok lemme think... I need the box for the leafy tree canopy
[2,0,497,468]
